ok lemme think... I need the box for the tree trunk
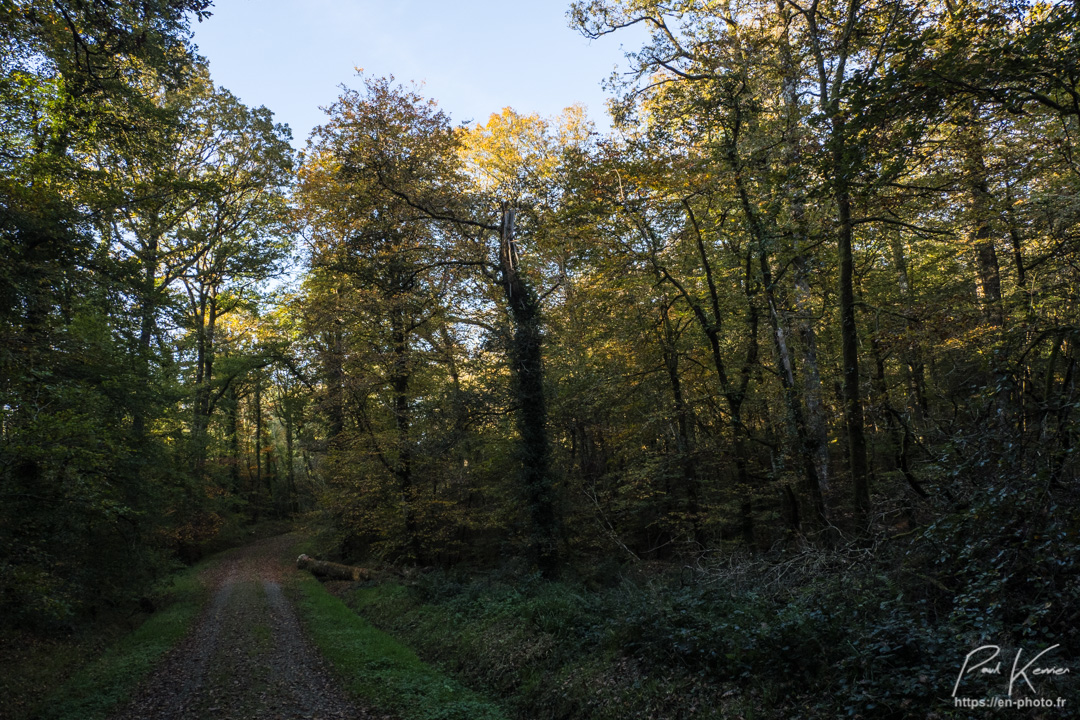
[762,264,828,529]
[133,234,159,438]
[500,204,558,576]
[658,294,701,544]
[390,303,419,563]
[254,374,263,510]
[296,554,372,582]
[1003,180,1028,293]
[728,138,828,530]
[778,6,831,498]
[891,235,929,422]
[192,290,217,477]
[284,408,297,514]
[324,285,346,441]
[227,383,242,492]
[833,115,871,524]
[962,111,1004,327]
[680,199,758,546]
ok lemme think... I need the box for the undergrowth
[335,476,1079,719]
[34,563,208,720]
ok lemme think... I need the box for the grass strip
[39,566,208,720]
[291,573,507,720]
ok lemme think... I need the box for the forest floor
[107,535,386,720]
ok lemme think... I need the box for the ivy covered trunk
[500,205,558,576]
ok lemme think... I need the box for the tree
[0,0,218,627]
[298,78,468,563]
[458,107,594,573]
[572,0,951,529]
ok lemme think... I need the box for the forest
[2,0,1079,718]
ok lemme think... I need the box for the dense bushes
[341,472,1080,719]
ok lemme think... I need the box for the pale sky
[190,0,647,148]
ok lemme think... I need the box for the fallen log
[296,554,372,582]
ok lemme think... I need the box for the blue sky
[190,0,647,148]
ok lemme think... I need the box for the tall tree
[298,78,465,562]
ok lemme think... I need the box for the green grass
[290,572,507,720]
[37,564,209,720]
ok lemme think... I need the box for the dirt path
[110,535,380,720]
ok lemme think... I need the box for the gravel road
[109,535,379,720]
